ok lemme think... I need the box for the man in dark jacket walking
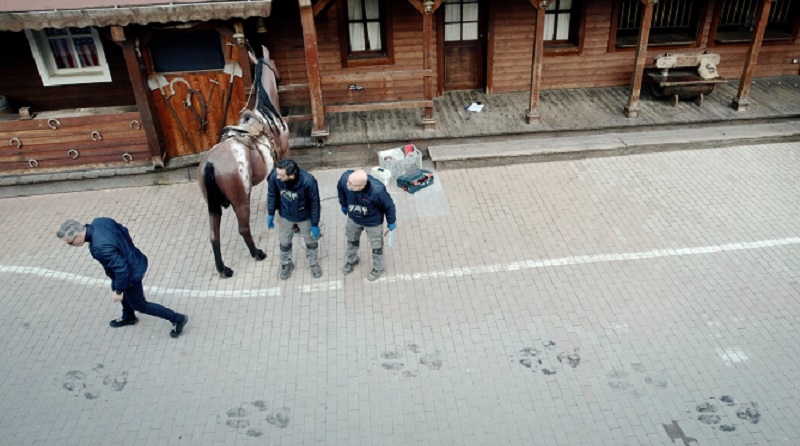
[337,169,396,281]
[267,159,323,279]
[57,218,188,338]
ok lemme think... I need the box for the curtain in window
[348,0,382,52]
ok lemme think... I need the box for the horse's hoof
[219,267,234,278]
[254,250,267,261]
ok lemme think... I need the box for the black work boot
[343,258,359,275]
[280,262,295,280]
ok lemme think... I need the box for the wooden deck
[287,76,800,168]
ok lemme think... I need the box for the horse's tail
[203,163,230,215]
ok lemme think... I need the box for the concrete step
[428,120,800,170]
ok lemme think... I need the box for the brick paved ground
[1,143,799,445]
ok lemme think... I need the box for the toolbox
[396,169,434,194]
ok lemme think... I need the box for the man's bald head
[347,169,368,191]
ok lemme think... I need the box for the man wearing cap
[337,169,397,281]
[57,218,188,338]
[267,159,323,279]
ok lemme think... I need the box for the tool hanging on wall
[147,73,196,152]
[168,77,209,132]
[219,60,243,138]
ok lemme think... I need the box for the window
[339,0,392,66]
[613,0,703,48]
[544,0,582,49]
[712,0,799,44]
[25,27,111,86]
[444,0,479,42]
[149,31,225,73]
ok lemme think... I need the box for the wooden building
[265,0,799,137]
[1,0,798,176]
[0,0,270,174]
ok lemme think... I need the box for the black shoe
[343,258,359,275]
[310,263,323,278]
[109,317,138,328]
[170,314,188,339]
[280,262,295,280]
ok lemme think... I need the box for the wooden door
[440,0,486,91]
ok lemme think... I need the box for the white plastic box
[370,166,392,186]
[378,144,422,181]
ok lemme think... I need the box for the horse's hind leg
[233,203,267,261]
[209,213,234,278]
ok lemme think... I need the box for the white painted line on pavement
[377,237,800,283]
[0,265,282,298]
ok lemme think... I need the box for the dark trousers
[121,280,180,324]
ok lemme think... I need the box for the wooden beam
[300,2,328,137]
[407,0,425,15]
[526,1,547,124]
[313,0,337,17]
[421,8,436,130]
[623,0,657,119]
[120,40,166,168]
[233,21,253,94]
[325,100,433,114]
[321,70,432,83]
[732,0,773,111]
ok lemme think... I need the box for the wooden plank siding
[0,30,135,112]
[262,0,800,106]
[263,1,432,109]
[489,0,800,94]
[0,111,150,174]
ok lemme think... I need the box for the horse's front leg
[233,202,267,261]
[209,213,234,278]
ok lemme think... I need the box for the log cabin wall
[0,30,135,113]
[264,0,433,108]
[489,0,800,94]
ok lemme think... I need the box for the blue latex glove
[311,226,320,238]
[267,215,275,230]
[341,206,348,215]
[387,223,397,231]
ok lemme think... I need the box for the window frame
[708,0,800,47]
[25,27,112,86]
[338,0,394,68]
[608,0,707,52]
[543,0,586,55]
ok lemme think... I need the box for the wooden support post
[422,10,436,131]
[233,21,253,93]
[732,0,772,111]
[624,0,657,119]
[110,25,125,42]
[526,0,547,124]
[408,0,443,131]
[120,38,166,168]
[299,0,328,137]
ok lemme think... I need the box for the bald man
[337,169,397,281]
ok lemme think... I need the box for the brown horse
[197,47,289,278]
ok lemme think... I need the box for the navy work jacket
[86,217,148,292]
[337,170,397,227]
[267,169,321,226]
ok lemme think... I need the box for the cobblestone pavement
[1,143,799,445]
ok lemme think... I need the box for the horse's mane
[255,59,287,137]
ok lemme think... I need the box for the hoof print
[419,352,443,370]
[266,408,291,429]
[698,414,721,425]
[736,403,761,424]
[381,362,404,371]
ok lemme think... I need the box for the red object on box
[403,144,415,156]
